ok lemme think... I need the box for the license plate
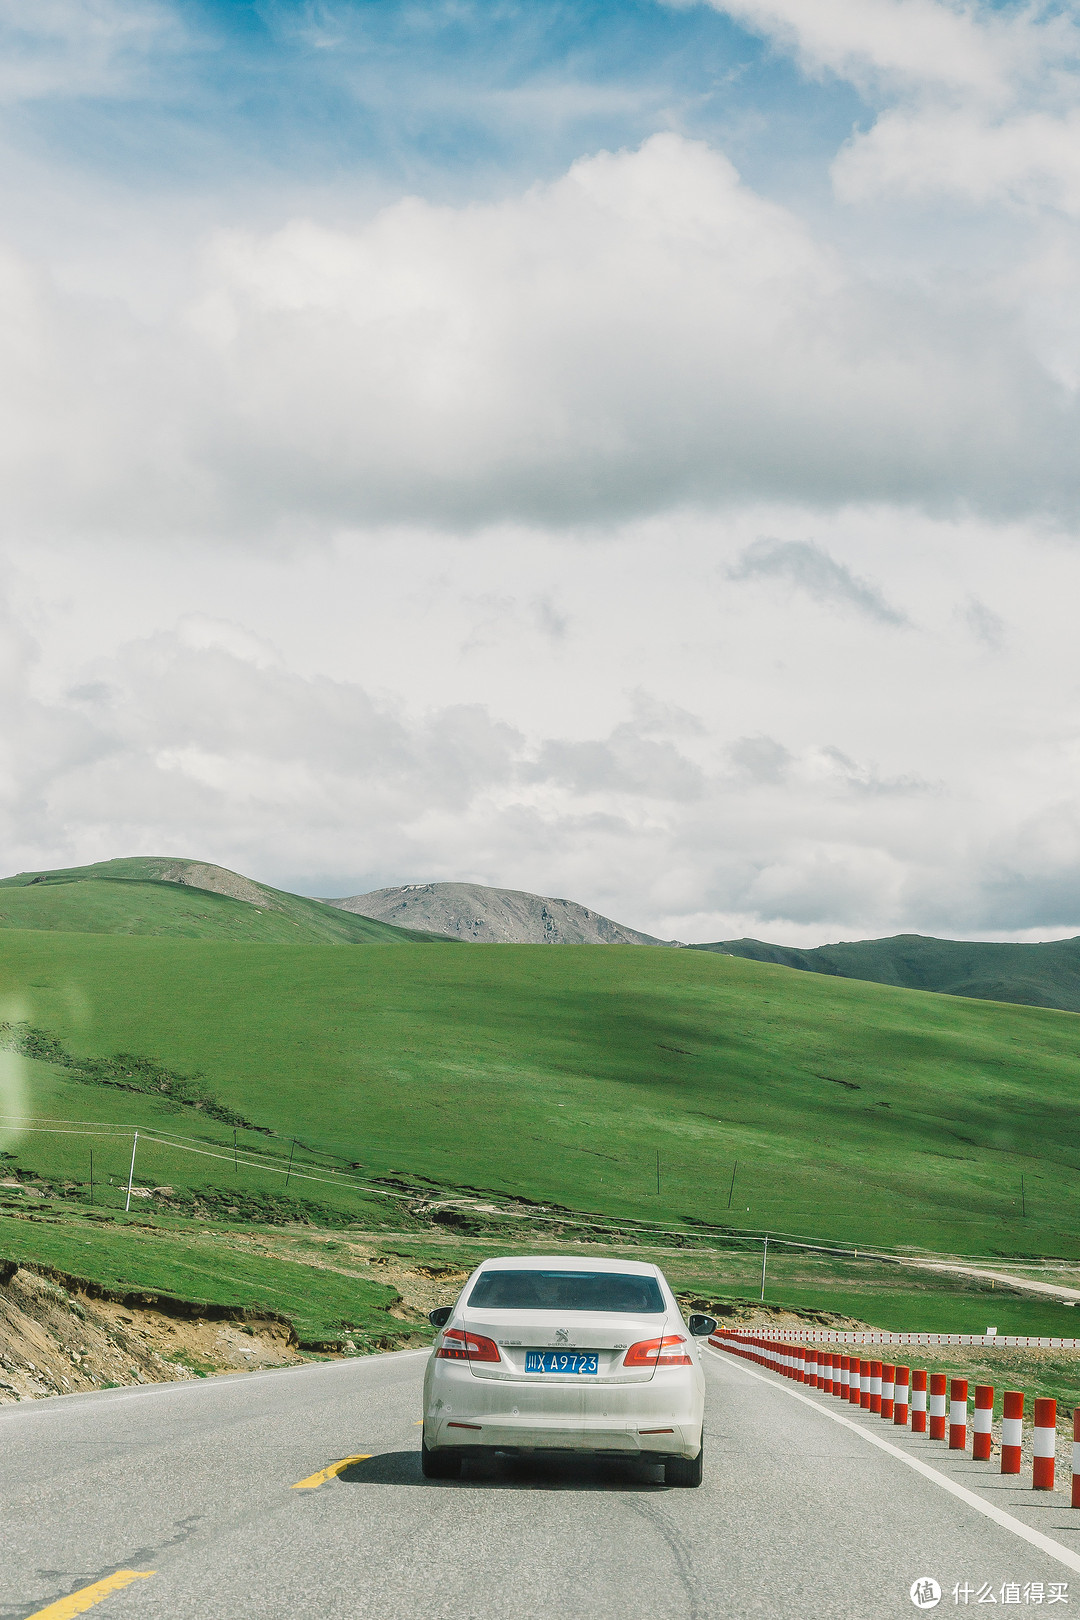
[525,1351,599,1374]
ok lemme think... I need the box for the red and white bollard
[859,1359,871,1409]
[1033,1398,1056,1490]
[911,1370,928,1433]
[870,1360,883,1414]
[893,1366,910,1425]
[822,1352,834,1395]
[949,1379,968,1450]
[1001,1390,1024,1474]
[881,1364,895,1422]
[1072,1410,1080,1508]
[839,1356,850,1400]
[973,1385,993,1461]
[929,1373,948,1441]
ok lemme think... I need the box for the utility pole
[727,1160,738,1210]
[124,1131,139,1213]
[285,1138,297,1187]
[760,1233,769,1301]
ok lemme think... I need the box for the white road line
[705,1347,1080,1576]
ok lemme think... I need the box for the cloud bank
[0,0,1079,944]
[0,130,1075,537]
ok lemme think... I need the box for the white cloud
[709,0,1080,224]
[700,0,1024,97]
[0,131,1074,537]
[833,106,1080,214]
[0,0,183,103]
[3,502,1080,946]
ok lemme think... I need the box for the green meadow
[3,927,1080,1260]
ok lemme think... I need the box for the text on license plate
[525,1351,599,1374]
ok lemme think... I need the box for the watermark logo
[911,1579,1069,1607]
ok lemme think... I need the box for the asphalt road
[5,1346,1080,1620]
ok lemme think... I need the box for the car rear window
[468,1269,665,1313]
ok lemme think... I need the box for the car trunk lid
[462,1310,673,1383]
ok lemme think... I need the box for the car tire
[421,1438,462,1479]
[664,1440,703,1488]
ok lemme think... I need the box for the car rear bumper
[424,1359,704,1459]
[427,1413,702,1458]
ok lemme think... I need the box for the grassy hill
[0,1207,406,1348]
[0,858,442,945]
[3,931,1080,1260]
[696,934,1080,1015]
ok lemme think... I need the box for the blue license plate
[525,1351,599,1374]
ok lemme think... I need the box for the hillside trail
[890,1256,1080,1306]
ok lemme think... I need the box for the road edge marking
[705,1348,1080,1576]
[22,1569,155,1619]
[0,1348,433,1425]
[291,1453,371,1489]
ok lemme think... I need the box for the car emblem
[554,1328,570,1345]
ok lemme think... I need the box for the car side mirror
[688,1314,718,1337]
[428,1306,452,1328]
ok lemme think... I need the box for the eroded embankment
[0,1263,302,1401]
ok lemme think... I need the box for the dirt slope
[0,1264,300,1403]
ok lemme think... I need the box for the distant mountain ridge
[324,881,677,946]
[692,933,1080,1014]
[0,858,443,946]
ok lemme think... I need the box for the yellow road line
[23,1570,155,1619]
[291,1454,371,1489]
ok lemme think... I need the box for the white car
[421,1254,715,1486]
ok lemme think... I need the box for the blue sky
[3,0,1080,943]
[5,1,860,205]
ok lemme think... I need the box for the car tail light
[435,1328,501,1363]
[623,1335,692,1368]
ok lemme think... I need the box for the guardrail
[709,1329,1076,1498]
[708,1328,1080,1348]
